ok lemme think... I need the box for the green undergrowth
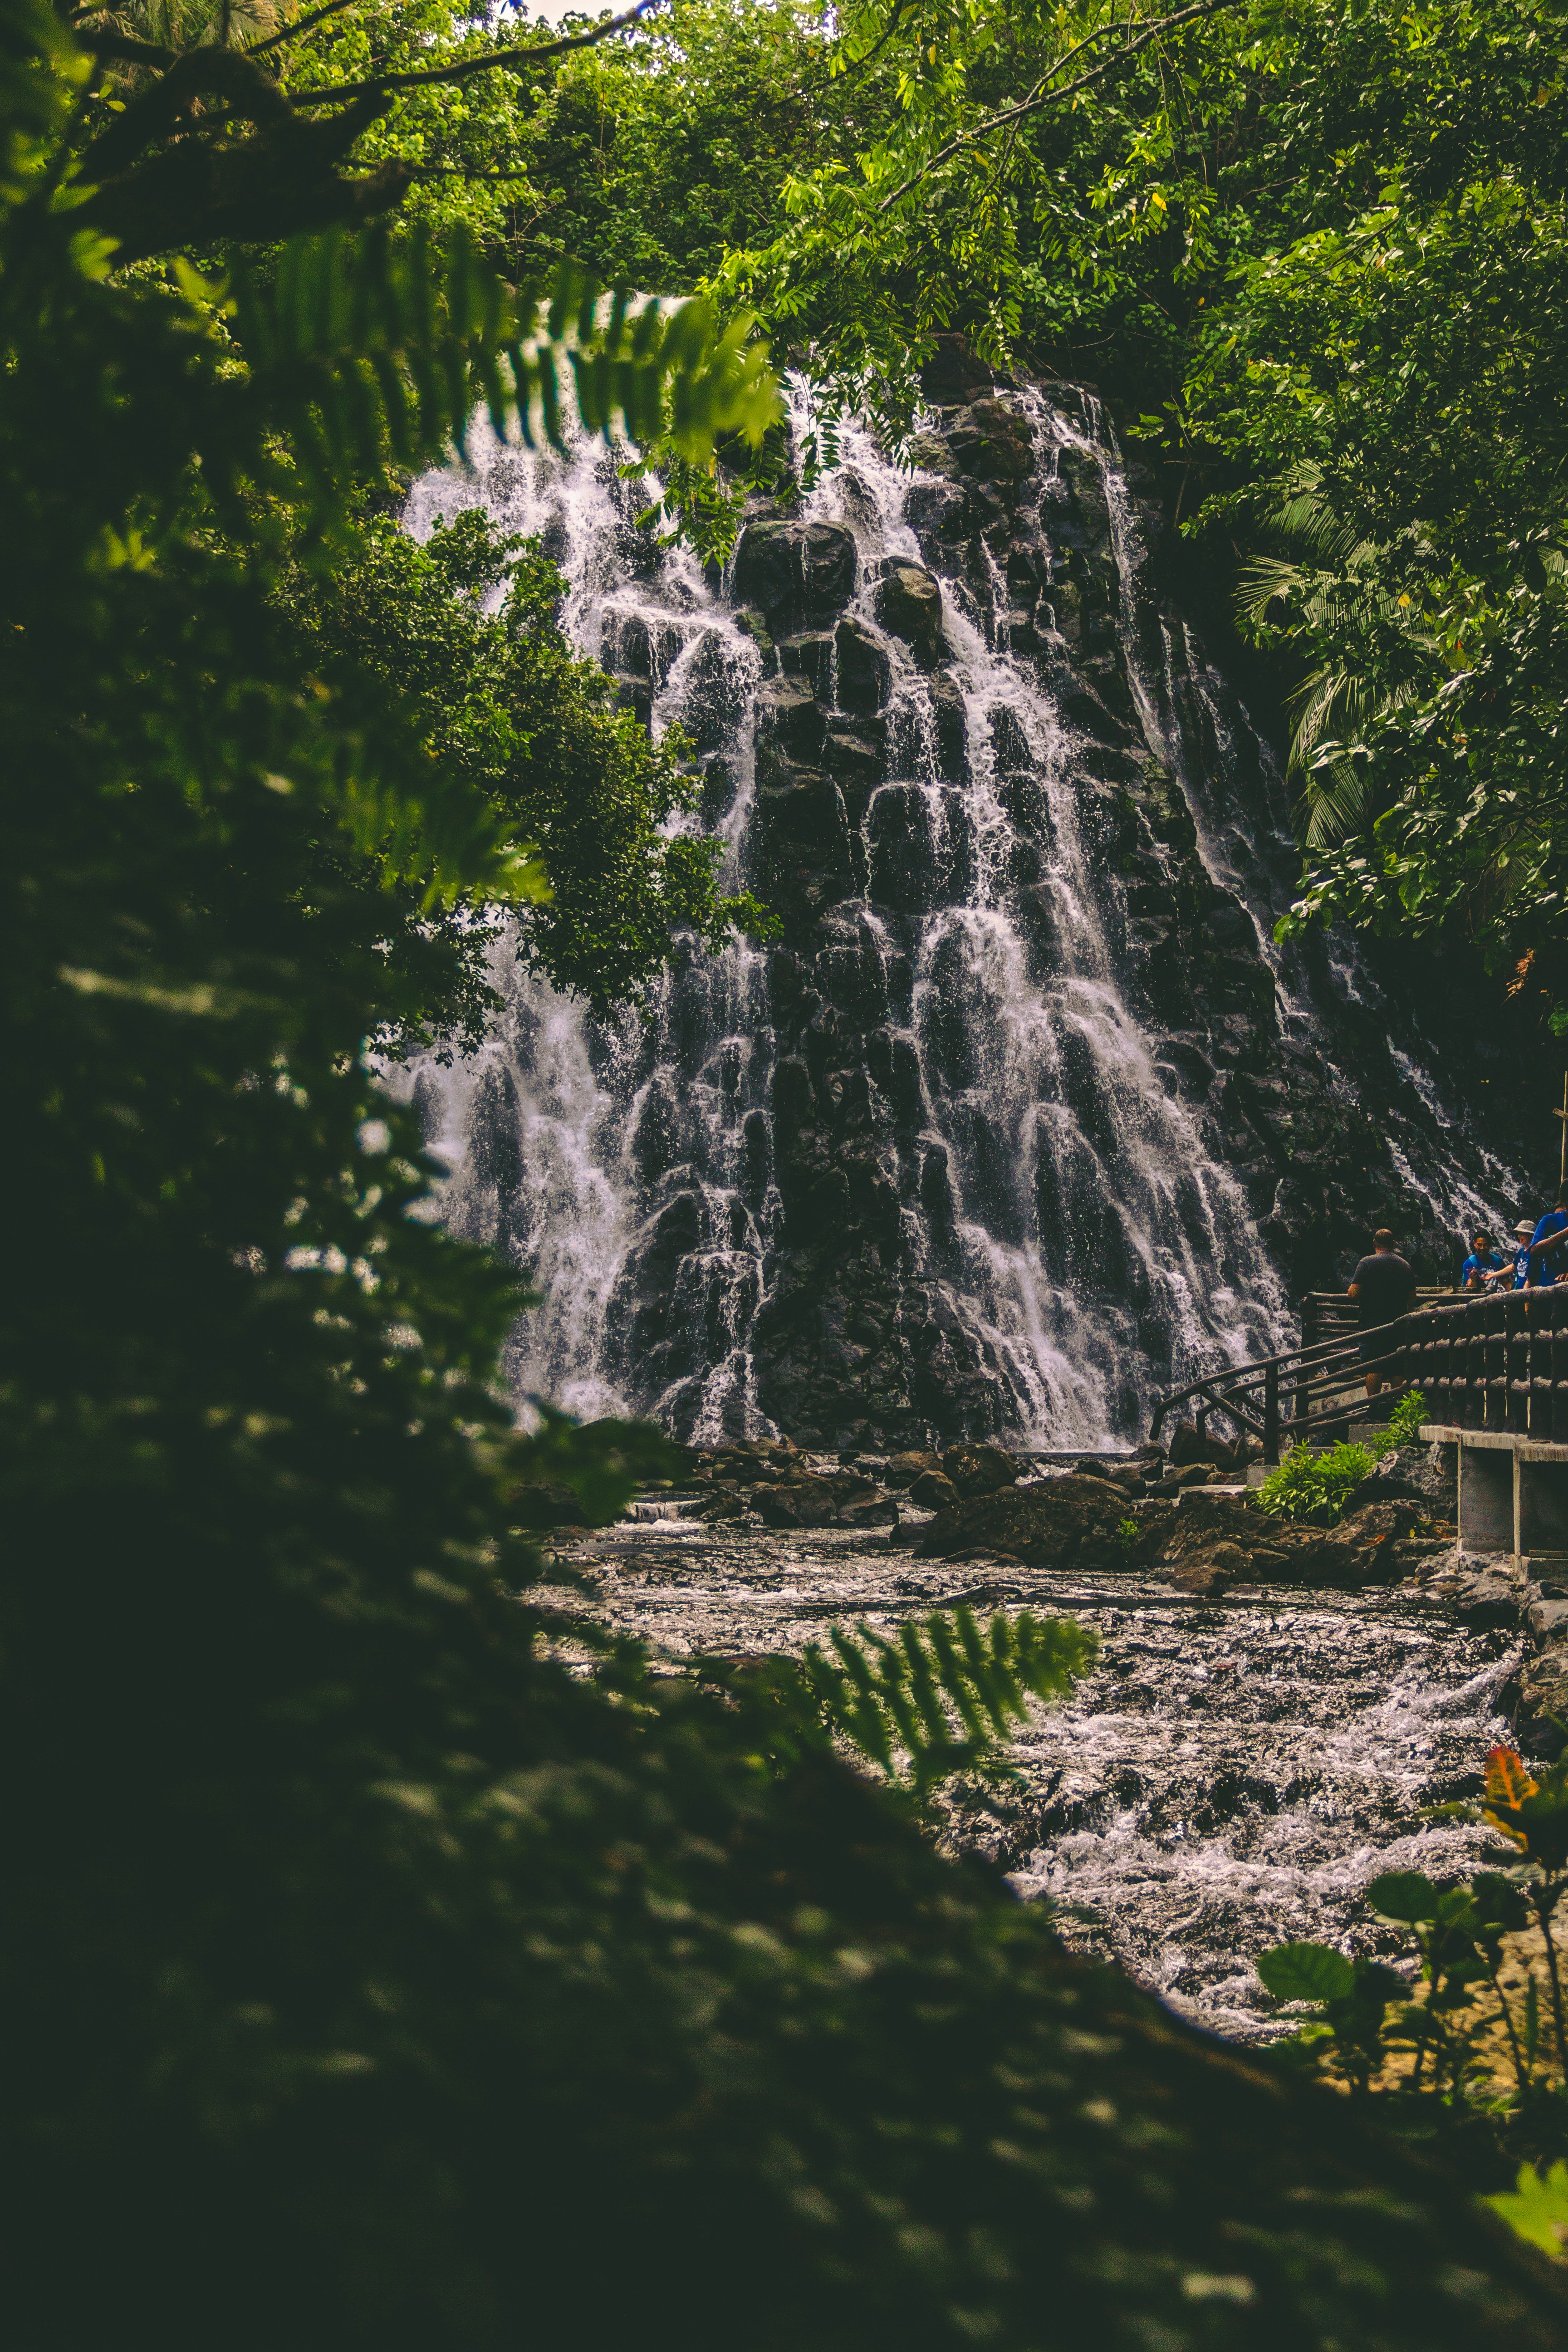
[1256,1440,1375,1523]
[1258,1745,1568,2256]
[1387,1389,1432,1448]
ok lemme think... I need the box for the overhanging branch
[288,0,666,110]
[876,0,1245,214]
[247,0,361,59]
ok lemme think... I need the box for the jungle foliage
[9,0,1568,2342]
[1257,1744,1568,2230]
[271,505,770,1035]
[528,0,1568,1002]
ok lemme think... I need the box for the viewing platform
[1152,1288,1568,1571]
[1418,1423,1568,1571]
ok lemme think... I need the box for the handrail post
[1263,1361,1280,1465]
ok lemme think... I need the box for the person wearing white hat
[1509,1216,1538,1290]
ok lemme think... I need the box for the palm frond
[800,1606,1098,1796]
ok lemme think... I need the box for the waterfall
[390,377,1514,1447]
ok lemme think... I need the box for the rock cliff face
[401,355,1526,1450]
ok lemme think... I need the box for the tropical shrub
[1257,1744,1568,2243]
[1387,1388,1431,1448]
[1256,1439,1374,1522]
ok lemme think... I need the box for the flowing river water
[551,1490,1514,2042]
[393,392,1523,2032]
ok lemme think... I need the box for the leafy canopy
[7,1,1568,2344]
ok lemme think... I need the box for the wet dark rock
[834,615,892,713]
[699,1488,754,1524]
[948,397,1034,486]
[918,1474,1146,1568]
[885,1449,943,1488]
[511,1481,589,1531]
[909,1469,960,1510]
[1154,1494,1451,1590]
[838,1490,900,1528]
[755,1470,894,1529]
[941,1441,1023,1497]
[927,669,969,779]
[754,1478,842,1529]
[1170,1538,1251,1596]
[1166,1461,1220,1491]
[756,676,828,763]
[872,558,946,668]
[905,429,960,478]
[1516,1646,1568,1755]
[731,519,857,633]
[777,631,836,699]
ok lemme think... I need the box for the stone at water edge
[917,1475,1156,1569]
[909,1469,960,1510]
[1161,1460,1222,1491]
[1153,1492,1452,1590]
[755,1471,897,1530]
[1169,1539,1251,1596]
[510,1481,589,1531]
[884,1449,944,1489]
[940,1441,1023,1497]
[754,1476,844,1530]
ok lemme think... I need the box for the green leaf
[1366,1871,1442,1924]
[1484,2161,1568,2260]
[1256,1942,1357,2004]
[802,1607,1097,1795]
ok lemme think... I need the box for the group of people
[1342,1194,1568,1399]
[1458,1188,1568,1294]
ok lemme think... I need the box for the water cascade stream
[559,1506,1516,2042]
[396,370,1518,1448]
[392,377,1529,2029]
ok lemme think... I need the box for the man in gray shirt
[1348,1228,1416,1398]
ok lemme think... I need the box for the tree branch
[77,29,177,68]
[288,0,666,110]
[80,44,292,181]
[876,0,1245,214]
[247,0,360,59]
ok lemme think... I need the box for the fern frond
[219,226,782,527]
[802,1607,1097,1796]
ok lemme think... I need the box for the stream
[554,1493,1517,2040]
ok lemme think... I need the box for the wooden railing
[1299,1286,1451,1353]
[1150,1287,1568,1463]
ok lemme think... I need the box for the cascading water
[394,368,1518,1446]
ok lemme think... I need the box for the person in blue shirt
[1458,1230,1506,1290]
[1526,1188,1568,1287]
[1510,1218,1538,1289]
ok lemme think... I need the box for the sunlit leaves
[1485,2161,1568,2260]
[801,1605,1098,1795]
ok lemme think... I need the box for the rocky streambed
[540,1436,1525,2043]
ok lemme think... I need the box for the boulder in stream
[917,1473,1150,1568]
[511,1481,588,1531]
[885,1448,944,1488]
[940,1441,1022,1497]
[1153,1493,1453,1590]
[755,1471,895,1529]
